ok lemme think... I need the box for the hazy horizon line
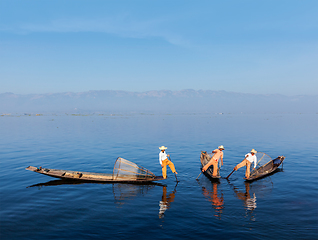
[2,89,317,97]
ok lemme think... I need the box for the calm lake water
[1,113,317,239]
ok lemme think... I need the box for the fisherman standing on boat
[202,145,224,177]
[159,146,178,180]
[233,149,257,179]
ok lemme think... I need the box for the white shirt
[159,151,168,165]
[245,153,257,168]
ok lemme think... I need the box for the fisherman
[202,145,224,177]
[233,149,257,179]
[159,146,178,180]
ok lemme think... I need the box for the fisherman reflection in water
[159,185,177,219]
[202,182,224,219]
[159,146,178,180]
[233,182,257,212]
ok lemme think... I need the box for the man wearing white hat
[202,145,224,177]
[159,146,178,179]
[234,149,257,179]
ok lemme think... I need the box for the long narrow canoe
[26,166,164,183]
[200,151,221,180]
[26,157,164,183]
[244,156,285,181]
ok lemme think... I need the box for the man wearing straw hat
[233,149,257,179]
[159,146,178,180]
[202,145,225,177]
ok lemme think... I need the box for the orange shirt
[212,149,223,161]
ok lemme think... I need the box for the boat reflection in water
[27,179,89,188]
[159,184,178,219]
[201,181,224,219]
[27,179,165,207]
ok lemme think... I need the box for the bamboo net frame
[112,157,156,180]
[250,152,273,178]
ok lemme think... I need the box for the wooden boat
[200,151,221,180]
[244,156,285,181]
[26,157,164,183]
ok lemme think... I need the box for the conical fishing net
[250,152,273,178]
[112,157,156,181]
[255,152,272,168]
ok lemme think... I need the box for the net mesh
[112,157,156,181]
[255,152,272,168]
[200,152,220,177]
[250,152,273,178]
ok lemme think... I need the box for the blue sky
[0,0,317,95]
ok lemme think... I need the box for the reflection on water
[201,181,224,219]
[159,184,178,219]
[27,179,179,219]
[228,179,274,221]
[227,181,257,221]
[113,183,158,206]
[233,182,257,211]
[27,179,164,207]
[27,179,93,188]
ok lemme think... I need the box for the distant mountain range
[1,90,317,114]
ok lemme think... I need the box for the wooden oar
[174,173,179,182]
[196,172,202,180]
[226,169,235,179]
